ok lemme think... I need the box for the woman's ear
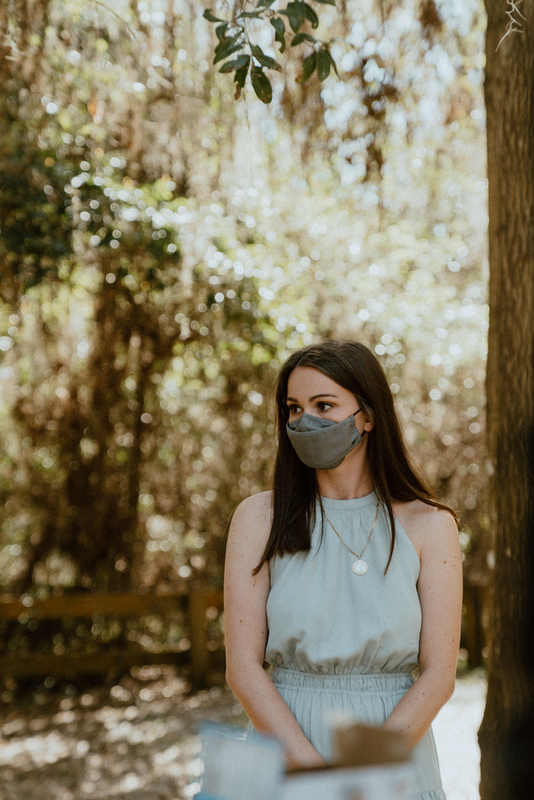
[363,413,375,432]
[361,406,374,432]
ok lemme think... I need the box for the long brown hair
[253,339,457,574]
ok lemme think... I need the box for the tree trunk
[479,3,534,798]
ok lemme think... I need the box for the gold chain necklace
[322,495,380,576]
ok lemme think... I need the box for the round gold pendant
[352,559,368,575]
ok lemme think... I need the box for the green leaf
[215,23,229,41]
[270,17,286,53]
[251,69,272,103]
[257,0,276,6]
[279,4,305,33]
[271,16,286,33]
[213,43,244,64]
[219,54,250,73]
[313,0,336,4]
[237,11,262,18]
[203,9,224,23]
[296,51,316,82]
[215,33,242,55]
[286,1,310,17]
[234,62,249,88]
[302,3,319,28]
[251,44,281,71]
[326,48,339,76]
[291,32,316,46]
[316,48,331,80]
[279,11,303,33]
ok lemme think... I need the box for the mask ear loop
[353,407,366,436]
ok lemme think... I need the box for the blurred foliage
[0,0,488,660]
[202,0,338,103]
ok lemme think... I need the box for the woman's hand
[285,749,327,772]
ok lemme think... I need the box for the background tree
[478,2,534,798]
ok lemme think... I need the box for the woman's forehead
[286,367,349,398]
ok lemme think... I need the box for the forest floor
[0,667,485,800]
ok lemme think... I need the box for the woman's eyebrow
[286,393,338,402]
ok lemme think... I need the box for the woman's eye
[287,404,300,414]
[317,402,332,412]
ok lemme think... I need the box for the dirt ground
[0,668,485,800]
[0,666,247,800]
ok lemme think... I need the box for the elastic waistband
[270,667,414,694]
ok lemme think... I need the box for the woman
[224,340,462,800]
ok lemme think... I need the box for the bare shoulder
[227,490,273,562]
[232,490,273,527]
[392,499,459,558]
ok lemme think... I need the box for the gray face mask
[286,410,364,470]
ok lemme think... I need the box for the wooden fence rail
[0,590,224,687]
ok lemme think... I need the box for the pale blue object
[198,722,283,800]
[196,795,232,800]
[263,491,447,800]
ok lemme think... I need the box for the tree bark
[479,2,534,798]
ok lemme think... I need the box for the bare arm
[224,492,325,769]
[383,504,463,748]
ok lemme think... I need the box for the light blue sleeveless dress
[263,491,446,800]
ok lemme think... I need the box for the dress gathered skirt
[258,491,446,800]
